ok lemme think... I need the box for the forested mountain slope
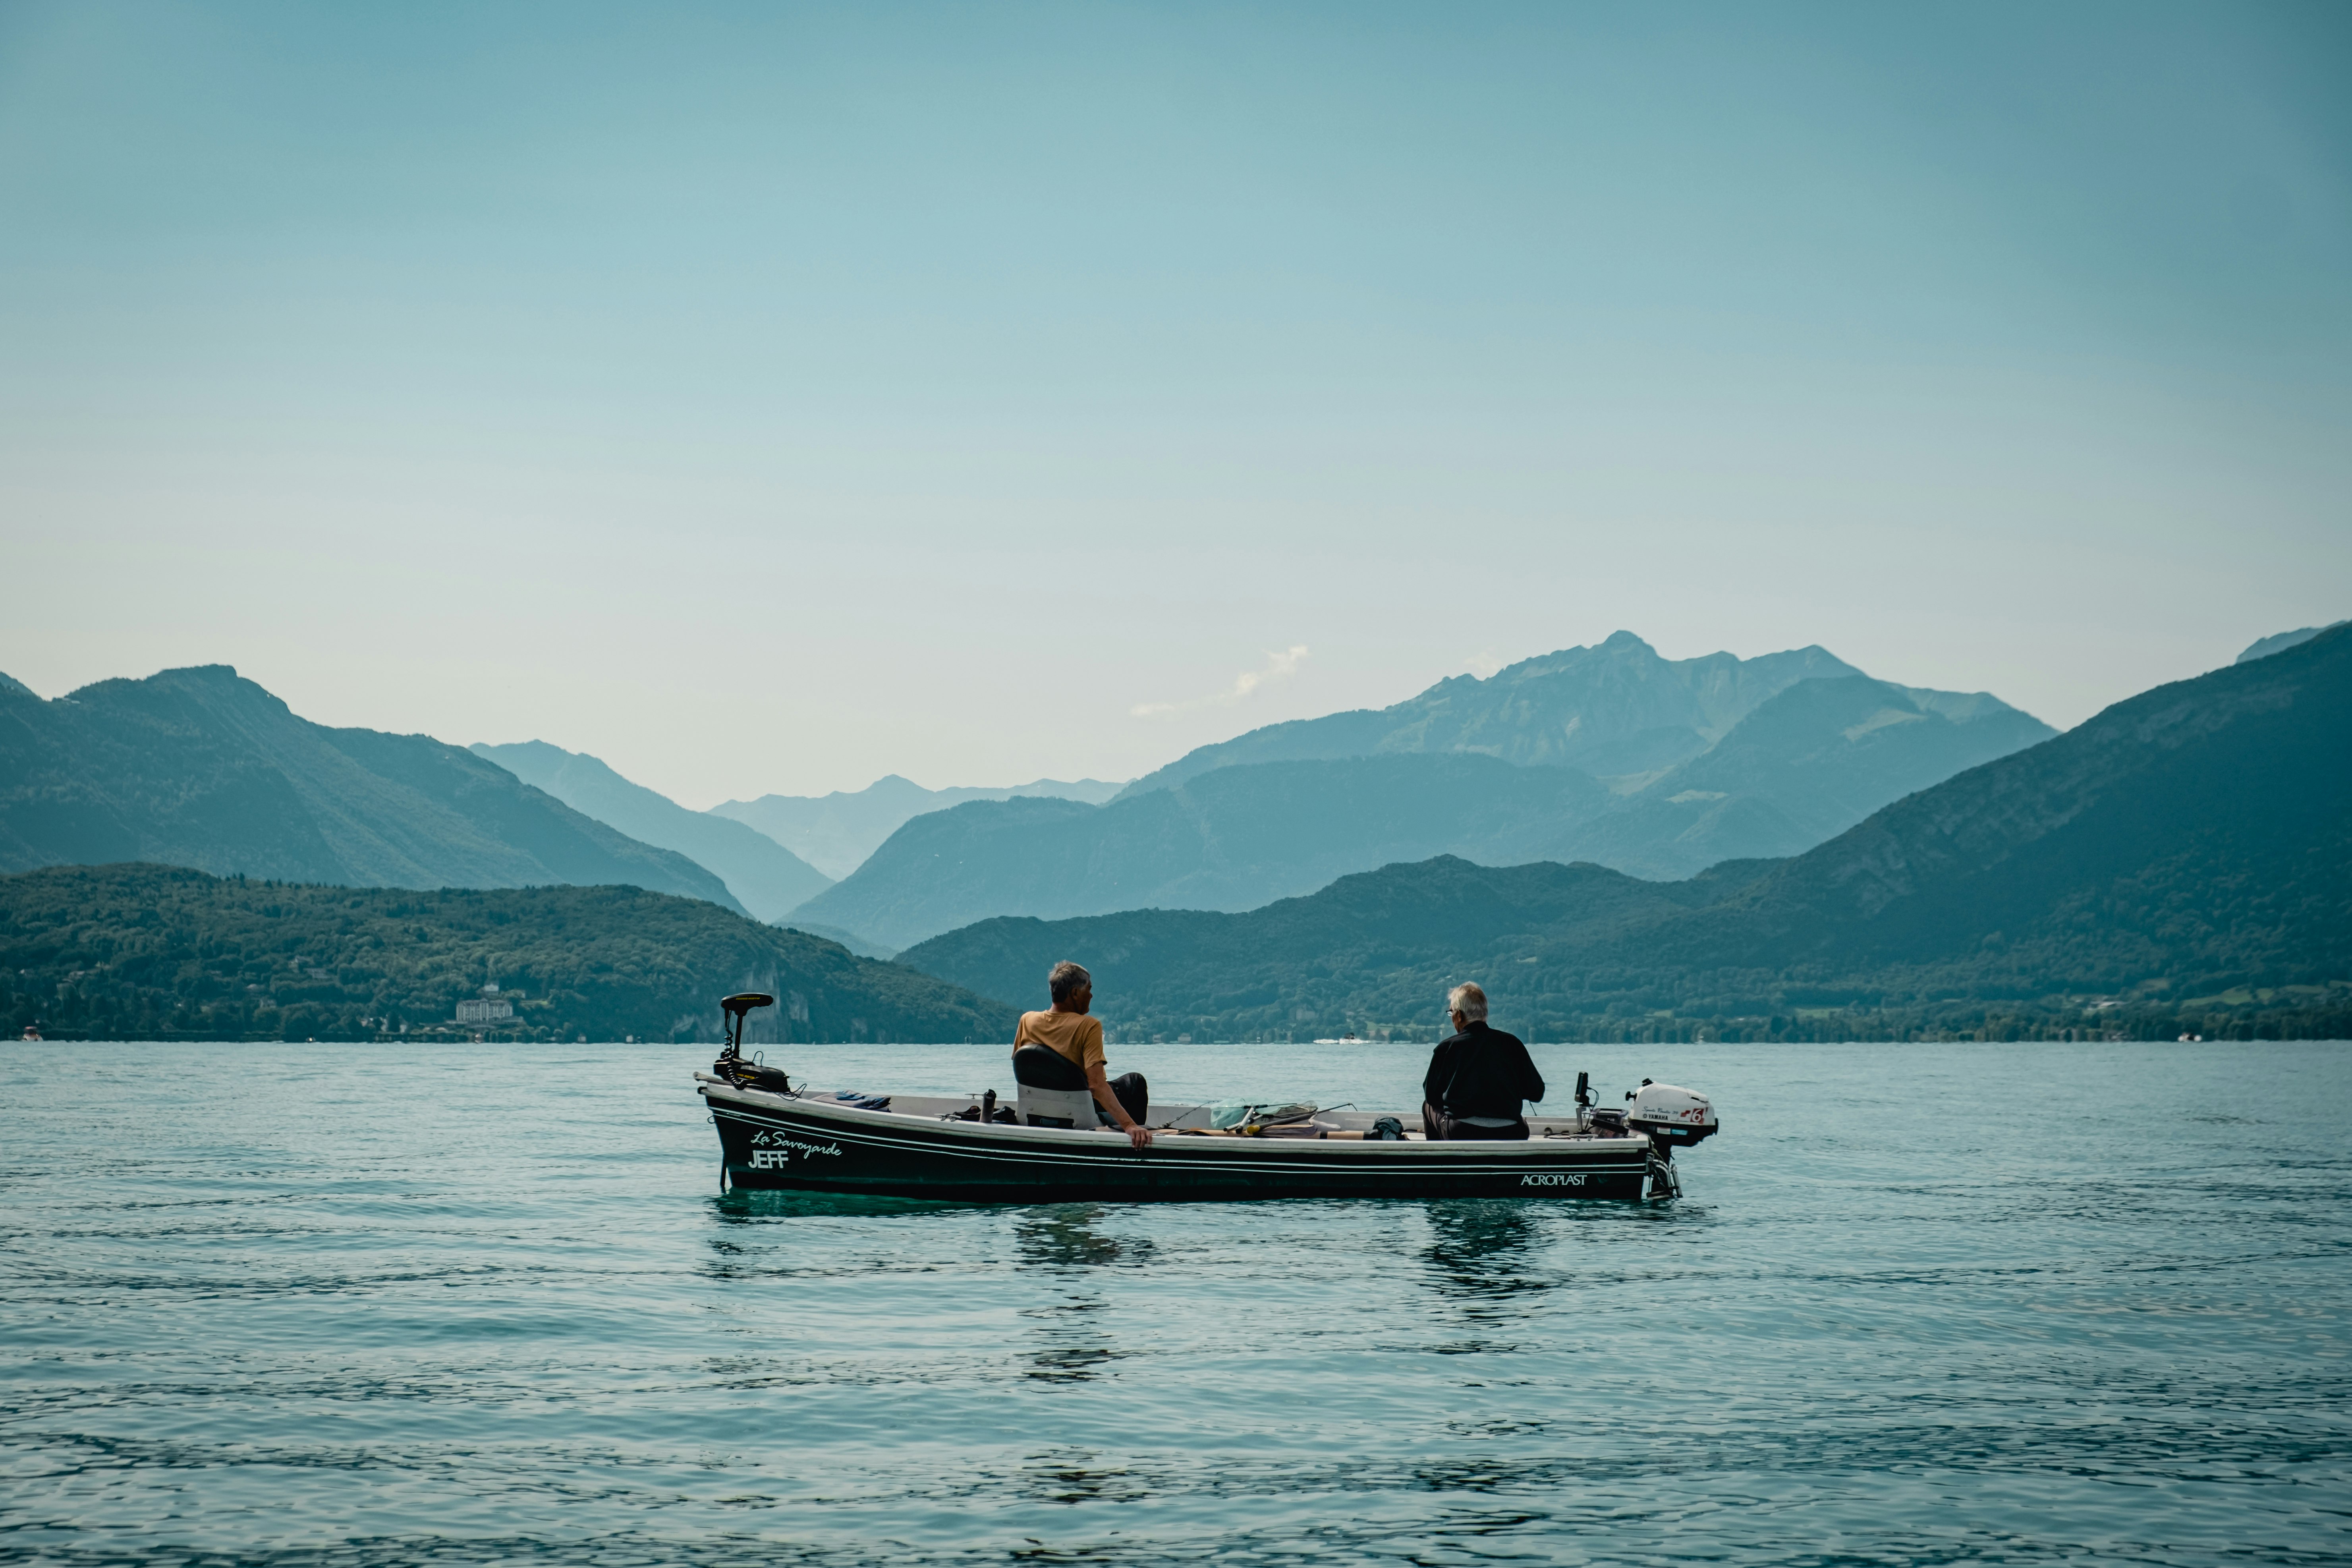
[0,863,1014,1043]
[0,666,741,911]
[1638,622,2352,979]
[900,855,1772,1035]
[901,627,2352,1043]
[472,740,832,920]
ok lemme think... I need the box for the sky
[3,1,2347,807]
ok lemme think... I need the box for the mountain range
[899,624,2352,1043]
[470,740,833,921]
[711,774,1126,881]
[6,621,2341,1043]
[786,754,1615,951]
[0,666,742,912]
[795,637,2054,949]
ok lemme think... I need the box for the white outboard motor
[1626,1080,1717,1153]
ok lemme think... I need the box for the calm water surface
[3,1039,2348,1566]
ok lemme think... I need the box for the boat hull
[703,1084,1665,1203]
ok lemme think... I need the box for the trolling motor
[714,993,786,1090]
[1582,1067,1628,1135]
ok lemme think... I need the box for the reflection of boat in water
[698,995,1715,1204]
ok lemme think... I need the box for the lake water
[4,1038,2349,1566]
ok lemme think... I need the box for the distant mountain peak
[78,663,296,720]
[469,739,832,922]
[120,663,247,690]
[1117,633,1883,796]
[710,774,1128,882]
[2237,620,2348,666]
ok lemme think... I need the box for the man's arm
[1086,1059,1153,1149]
[1514,1039,1545,1105]
[1423,1043,1452,1108]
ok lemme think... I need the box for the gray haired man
[1421,982,1545,1139]
[1011,961,1153,1148]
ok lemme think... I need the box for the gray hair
[1049,960,1092,1005]
[1446,982,1488,1022]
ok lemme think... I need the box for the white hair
[1446,983,1487,1022]
[1049,960,1092,1004]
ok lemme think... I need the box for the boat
[697,994,1717,1203]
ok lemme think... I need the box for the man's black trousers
[1421,1102,1530,1140]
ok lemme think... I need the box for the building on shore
[455,981,521,1027]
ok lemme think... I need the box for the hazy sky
[4,2,2347,806]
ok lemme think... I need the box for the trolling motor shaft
[715,993,781,1089]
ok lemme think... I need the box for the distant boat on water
[19,1024,41,1041]
[1312,1032,1365,1045]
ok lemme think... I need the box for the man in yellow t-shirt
[1012,961,1153,1149]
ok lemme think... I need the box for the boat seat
[1016,1083,1104,1129]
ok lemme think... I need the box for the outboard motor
[713,993,787,1091]
[1626,1078,1717,1155]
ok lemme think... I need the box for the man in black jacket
[1421,983,1545,1139]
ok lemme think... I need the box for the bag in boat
[1207,1100,1319,1131]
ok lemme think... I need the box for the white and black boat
[697,994,1717,1204]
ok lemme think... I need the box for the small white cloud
[1133,645,1309,718]
[1464,649,1505,680]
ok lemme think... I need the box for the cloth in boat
[810,1091,891,1111]
[1423,1020,1545,1122]
[1014,1010,1106,1075]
